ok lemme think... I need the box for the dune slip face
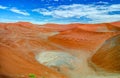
[0,22,120,78]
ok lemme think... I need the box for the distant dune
[0,21,120,78]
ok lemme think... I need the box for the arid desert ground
[0,21,120,78]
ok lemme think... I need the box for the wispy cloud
[10,8,30,16]
[32,4,120,23]
[96,1,109,4]
[0,5,30,16]
[0,5,7,9]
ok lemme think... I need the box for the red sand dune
[0,22,120,78]
[77,23,120,32]
[49,28,119,52]
[0,22,66,78]
[91,34,120,73]
[110,21,120,27]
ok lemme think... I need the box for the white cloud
[32,4,120,23]
[0,5,7,9]
[10,8,30,16]
[96,1,109,4]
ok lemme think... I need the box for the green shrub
[28,73,36,78]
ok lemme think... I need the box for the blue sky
[0,0,120,24]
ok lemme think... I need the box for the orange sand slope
[0,21,120,78]
[91,34,120,73]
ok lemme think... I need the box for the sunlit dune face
[91,35,120,73]
[48,28,118,52]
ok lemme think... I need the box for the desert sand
[0,21,120,78]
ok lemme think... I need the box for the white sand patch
[35,51,120,78]
[35,51,78,70]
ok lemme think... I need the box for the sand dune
[49,28,118,52]
[0,22,120,78]
[91,34,120,73]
